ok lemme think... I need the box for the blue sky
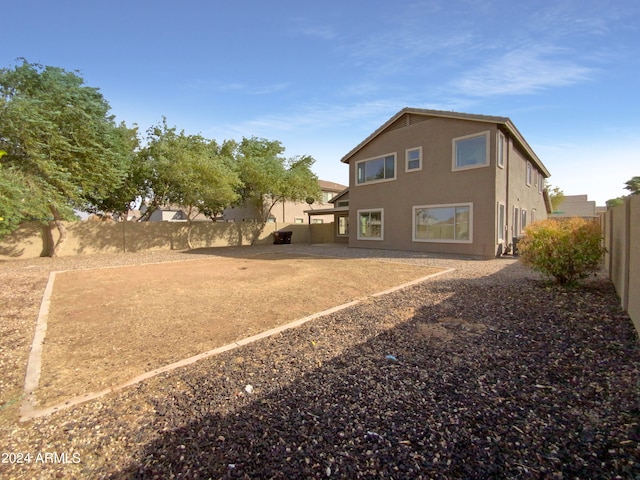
[3,0,639,205]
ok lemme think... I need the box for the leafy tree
[624,176,640,195]
[234,137,321,231]
[545,183,565,212]
[519,217,605,286]
[0,153,42,237]
[606,197,624,208]
[0,60,133,255]
[138,120,240,249]
[82,122,144,220]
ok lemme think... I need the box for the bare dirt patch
[38,252,442,406]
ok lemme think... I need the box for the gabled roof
[329,187,349,204]
[318,179,348,192]
[340,107,550,177]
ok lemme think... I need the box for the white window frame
[497,132,505,169]
[497,202,505,243]
[356,153,396,185]
[526,162,532,186]
[538,173,544,194]
[412,203,473,244]
[521,209,527,230]
[337,215,349,237]
[357,209,384,241]
[452,131,490,172]
[405,146,422,172]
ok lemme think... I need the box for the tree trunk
[49,206,67,257]
[186,205,194,250]
[186,219,193,250]
[40,222,55,257]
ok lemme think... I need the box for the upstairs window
[406,147,422,172]
[356,154,396,185]
[497,132,505,168]
[526,162,533,186]
[322,191,336,203]
[452,131,490,171]
[538,173,544,194]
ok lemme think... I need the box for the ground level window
[357,209,383,240]
[413,203,472,243]
[498,203,505,242]
[337,216,349,236]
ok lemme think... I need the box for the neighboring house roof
[329,188,349,204]
[318,180,348,192]
[340,107,551,178]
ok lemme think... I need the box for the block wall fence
[0,221,335,259]
[601,195,640,335]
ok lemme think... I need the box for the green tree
[234,137,321,231]
[82,122,144,220]
[138,120,240,249]
[0,60,133,255]
[0,154,41,237]
[606,197,624,208]
[546,183,565,212]
[624,176,640,195]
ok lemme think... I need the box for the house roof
[340,107,551,178]
[304,206,349,215]
[329,188,349,204]
[318,179,348,192]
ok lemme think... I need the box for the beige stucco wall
[610,204,628,304]
[627,196,640,332]
[551,195,597,218]
[603,196,639,335]
[345,116,547,258]
[223,198,337,224]
[0,221,334,259]
[506,139,548,235]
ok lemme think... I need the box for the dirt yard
[37,251,442,407]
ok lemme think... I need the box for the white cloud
[453,45,595,97]
[294,24,337,41]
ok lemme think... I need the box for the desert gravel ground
[1,244,639,479]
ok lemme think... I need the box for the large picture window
[356,154,396,185]
[357,209,384,240]
[413,203,472,243]
[452,131,490,171]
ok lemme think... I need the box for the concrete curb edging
[20,267,454,421]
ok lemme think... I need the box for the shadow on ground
[109,262,640,479]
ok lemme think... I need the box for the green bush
[518,217,605,285]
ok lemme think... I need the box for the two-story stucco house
[335,108,552,258]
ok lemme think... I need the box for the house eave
[340,107,551,178]
[304,206,349,215]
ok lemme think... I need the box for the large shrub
[518,217,605,285]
